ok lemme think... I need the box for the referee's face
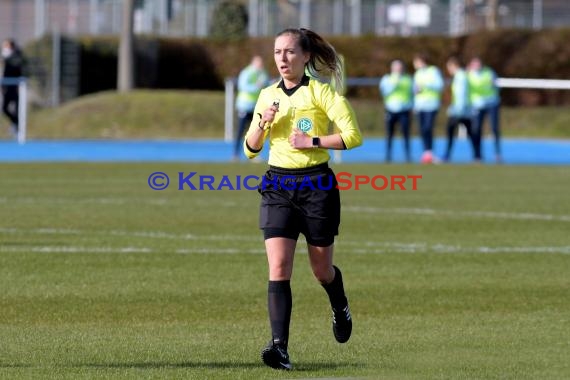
[274,34,310,86]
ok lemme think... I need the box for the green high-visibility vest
[237,70,264,105]
[385,73,413,105]
[468,67,498,104]
[414,66,442,103]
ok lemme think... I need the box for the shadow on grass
[293,361,366,372]
[0,362,258,369]
[81,361,365,371]
[79,361,261,369]
[0,363,34,368]
[1,361,366,371]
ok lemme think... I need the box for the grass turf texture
[3,90,569,139]
[1,162,569,379]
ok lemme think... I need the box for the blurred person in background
[443,56,481,162]
[234,55,269,160]
[468,56,501,163]
[1,38,24,137]
[412,53,444,164]
[379,59,413,163]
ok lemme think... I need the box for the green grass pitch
[1,162,569,379]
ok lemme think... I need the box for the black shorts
[258,163,340,247]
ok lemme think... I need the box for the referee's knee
[312,266,335,284]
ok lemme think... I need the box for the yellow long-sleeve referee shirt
[244,75,363,169]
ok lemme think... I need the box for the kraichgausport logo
[148,171,422,191]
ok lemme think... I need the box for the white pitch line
[0,197,175,206]
[345,206,570,222]
[0,244,568,255]
[0,246,153,254]
[337,240,570,254]
[107,230,260,242]
[0,227,262,242]
[472,246,570,254]
[1,227,569,254]
[0,196,242,207]
[175,247,265,255]
[0,245,265,255]
[0,227,82,235]
[344,245,570,255]
[0,197,130,205]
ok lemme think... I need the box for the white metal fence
[1,0,570,47]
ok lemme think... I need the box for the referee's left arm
[318,84,363,150]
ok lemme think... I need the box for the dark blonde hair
[276,28,344,94]
[446,55,463,67]
[414,52,431,65]
[3,38,17,49]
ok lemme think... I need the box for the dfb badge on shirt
[297,118,313,133]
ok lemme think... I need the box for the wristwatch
[312,136,320,148]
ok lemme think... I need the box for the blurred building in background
[1,0,570,46]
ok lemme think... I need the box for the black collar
[278,75,310,96]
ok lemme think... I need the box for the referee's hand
[260,104,279,126]
[289,128,312,149]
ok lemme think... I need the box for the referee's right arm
[244,101,278,159]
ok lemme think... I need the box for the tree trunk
[118,0,135,92]
[486,0,498,30]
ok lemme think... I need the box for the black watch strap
[312,137,320,148]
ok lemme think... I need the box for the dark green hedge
[79,36,223,93]
[26,28,570,106]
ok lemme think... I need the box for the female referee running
[244,28,363,370]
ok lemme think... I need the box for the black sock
[268,280,292,346]
[322,265,348,310]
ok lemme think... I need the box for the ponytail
[276,28,345,94]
